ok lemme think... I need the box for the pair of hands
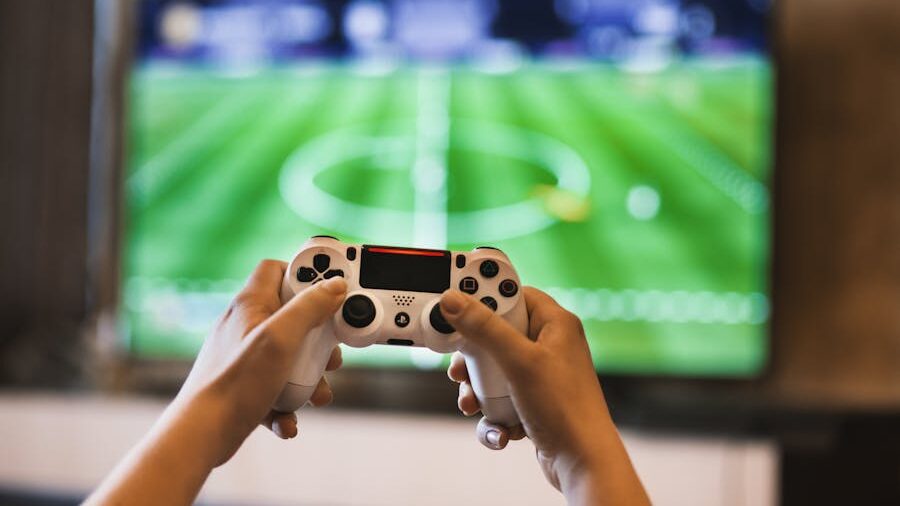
[177,260,648,503]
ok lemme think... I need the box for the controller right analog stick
[342,294,377,328]
[429,304,456,334]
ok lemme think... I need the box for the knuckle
[253,327,290,360]
[258,258,284,270]
[559,309,585,332]
[231,290,255,307]
[461,301,494,332]
[229,292,273,322]
[229,291,258,314]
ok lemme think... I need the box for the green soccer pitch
[124,58,772,377]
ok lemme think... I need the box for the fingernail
[272,422,285,439]
[486,429,502,448]
[320,276,347,295]
[440,290,467,316]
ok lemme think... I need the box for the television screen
[124,0,773,376]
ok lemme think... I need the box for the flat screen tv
[123,0,773,377]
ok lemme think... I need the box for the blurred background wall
[0,2,94,386]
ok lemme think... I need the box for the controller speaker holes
[392,295,415,307]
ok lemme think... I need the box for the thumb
[261,276,348,353]
[439,289,535,371]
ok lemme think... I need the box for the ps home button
[395,312,411,328]
[342,294,376,329]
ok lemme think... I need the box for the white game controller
[274,235,529,427]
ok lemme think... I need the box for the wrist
[558,460,606,506]
[557,417,648,505]
[165,386,240,470]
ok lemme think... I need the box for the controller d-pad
[499,279,518,297]
[480,296,498,311]
[459,277,478,294]
[430,304,455,334]
[313,254,331,273]
[296,266,317,283]
[479,260,499,278]
[323,269,344,279]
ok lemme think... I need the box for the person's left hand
[178,259,348,465]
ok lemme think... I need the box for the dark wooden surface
[767,0,900,407]
[0,2,95,384]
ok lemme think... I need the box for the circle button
[499,279,519,297]
[342,294,376,328]
[479,260,500,278]
[395,312,410,328]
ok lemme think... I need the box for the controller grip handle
[461,300,529,427]
[463,347,520,427]
[273,326,335,412]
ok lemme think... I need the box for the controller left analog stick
[342,294,377,328]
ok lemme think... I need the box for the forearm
[86,392,229,505]
[559,425,650,505]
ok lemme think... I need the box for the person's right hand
[439,287,649,505]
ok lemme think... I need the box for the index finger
[523,287,577,339]
[438,290,536,372]
[236,259,288,309]
[260,276,348,353]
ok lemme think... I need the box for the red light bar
[367,246,447,257]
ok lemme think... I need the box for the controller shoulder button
[311,235,338,240]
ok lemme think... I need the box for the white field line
[411,69,451,249]
[642,119,769,214]
[127,91,258,202]
[573,76,768,214]
[126,277,770,327]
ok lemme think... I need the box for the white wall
[0,394,777,505]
